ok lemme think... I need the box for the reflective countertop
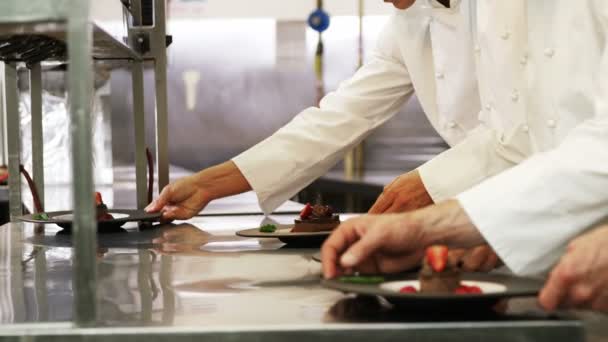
[0,214,603,341]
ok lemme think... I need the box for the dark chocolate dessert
[95,192,114,221]
[292,203,340,233]
[0,166,7,185]
[419,245,461,293]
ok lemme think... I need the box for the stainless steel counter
[0,214,604,341]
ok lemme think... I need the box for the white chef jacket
[234,0,492,213]
[457,0,608,275]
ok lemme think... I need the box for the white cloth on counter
[458,0,608,275]
[234,0,484,213]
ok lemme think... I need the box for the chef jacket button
[522,125,530,133]
[447,121,457,128]
[511,90,519,102]
[544,48,555,58]
[501,31,510,40]
[547,119,557,128]
[474,44,481,53]
[436,72,445,79]
[485,104,492,111]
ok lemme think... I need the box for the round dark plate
[322,273,543,312]
[17,210,161,231]
[236,225,331,247]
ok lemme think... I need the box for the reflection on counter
[0,218,344,327]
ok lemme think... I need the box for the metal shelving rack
[0,0,170,325]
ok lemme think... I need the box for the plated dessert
[237,203,343,246]
[95,192,114,221]
[292,203,340,233]
[0,165,7,185]
[400,245,482,294]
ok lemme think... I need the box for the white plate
[380,280,507,294]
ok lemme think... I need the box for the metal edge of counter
[0,321,585,342]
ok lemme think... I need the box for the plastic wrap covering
[18,87,113,211]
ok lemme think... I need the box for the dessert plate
[236,225,331,246]
[322,272,543,311]
[17,210,161,231]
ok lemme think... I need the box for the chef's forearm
[413,199,486,249]
[193,161,252,201]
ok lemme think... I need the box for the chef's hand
[322,199,486,279]
[449,245,503,272]
[146,174,211,221]
[368,170,434,214]
[539,225,608,312]
[146,161,251,221]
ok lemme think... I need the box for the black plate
[236,225,331,247]
[322,273,543,312]
[17,210,161,231]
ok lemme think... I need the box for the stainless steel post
[153,0,170,192]
[132,61,147,209]
[160,255,175,324]
[0,63,6,166]
[30,64,44,210]
[68,2,98,326]
[137,250,153,323]
[4,62,21,219]
[34,246,49,321]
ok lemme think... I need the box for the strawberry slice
[95,192,103,206]
[299,203,313,220]
[454,286,469,294]
[426,245,449,272]
[0,172,8,183]
[467,285,482,294]
[399,286,417,294]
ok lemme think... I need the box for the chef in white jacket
[146,1,488,219]
[322,0,608,301]
[147,0,503,267]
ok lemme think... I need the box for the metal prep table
[0,215,606,342]
[0,0,170,326]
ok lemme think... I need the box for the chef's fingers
[368,191,395,214]
[462,246,486,272]
[146,186,171,212]
[564,284,594,309]
[539,260,576,311]
[339,227,384,270]
[322,222,361,279]
[353,258,381,275]
[480,250,500,272]
[590,289,608,312]
[448,249,467,266]
[375,251,424,274]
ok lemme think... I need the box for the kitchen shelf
[0,21,141,63]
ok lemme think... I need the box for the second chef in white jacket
[322,0,608,279]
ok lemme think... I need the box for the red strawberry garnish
[0,173,8,183]
[454,286,469,294]
[399,286,417,294]
[467,285,482,294]
[454,285,484,294]
[426,245,449,272]
[299,203,313,220]
[95,192,103,206]
[100,213,114,221]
